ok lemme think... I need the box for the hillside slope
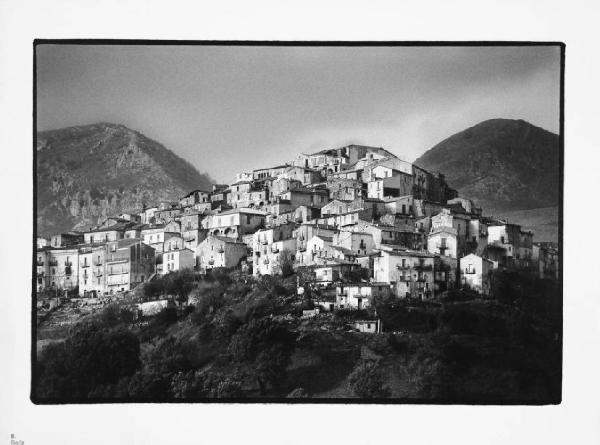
[415,119,560,213]
[36,123,212,237]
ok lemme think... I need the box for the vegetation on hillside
[34,267,561,403]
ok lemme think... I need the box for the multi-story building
[105,239,155,293]
[78,244,107,297]
[50,232,84,248]
[332,230,375,257]
[252,224,297,276]
[373,249,436,300]
[252,165,290,180]
[37,247,80,292]
[327,177,363,201]
[486,221,523,267]
[139,206,158,225]
[162,247,195,275]
[228,179,269,209]
[427,226,458,259]
[346,221,423,250]
[467,218,489,256]
[84,222,133,244]
[532,242,559,280]
[141,225,181,254]
[202,208,266,240]
[277,188,329,209]
[154,206,183,224]
[460,253,496,296]
[334,283,391,311]
[195,235,248,272]
[367,168,413,200]
[179,189,211,208]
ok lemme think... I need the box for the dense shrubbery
[36,322,141,399]
[372,294,439,333]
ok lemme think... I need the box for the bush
[171,370,243,399]
[348,361,390,398]
[36,323,141,399]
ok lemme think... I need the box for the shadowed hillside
[415,119,560,213]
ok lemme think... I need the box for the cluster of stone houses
[36,144,559,303]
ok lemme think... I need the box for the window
[466,264,476,274]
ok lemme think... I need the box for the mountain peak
[36,124,213,236]
[415,118,559,212]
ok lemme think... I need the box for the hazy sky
[36,44,560,183]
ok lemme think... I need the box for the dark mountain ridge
[36,123,212,237]
[415,118,560,213]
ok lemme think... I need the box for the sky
[36,44,561,183]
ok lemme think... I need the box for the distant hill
[415,119,561,241]
[36,123,213,237]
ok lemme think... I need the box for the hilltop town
[36,144,559,314]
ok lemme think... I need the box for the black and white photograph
[3,2,600,443]
[32,42,562,403]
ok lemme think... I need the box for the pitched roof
[217,208,267,216]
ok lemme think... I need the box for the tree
[165,270,197,304]
[348,361,390,398]
[228,318,297,394]
[276,249,295,277]
[36,322,141,399]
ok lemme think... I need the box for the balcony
[106,258,129,265]
[396,264,410,270]
[217,247,225,253]
[416,274,428,282]
[36,260,44,266]
[414,263,433,271]
[64,261,73,267]
[81,263,91,268]
[208,259,215,265]
[263,258,270,265]
[93,272,103,278]
[271,246,279,253]
[65,267,73,276]
[93,261,103,266]
[260,239,269,245]
[108,270,128,276]
[49,260,58,267]
[37,271,44,278]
